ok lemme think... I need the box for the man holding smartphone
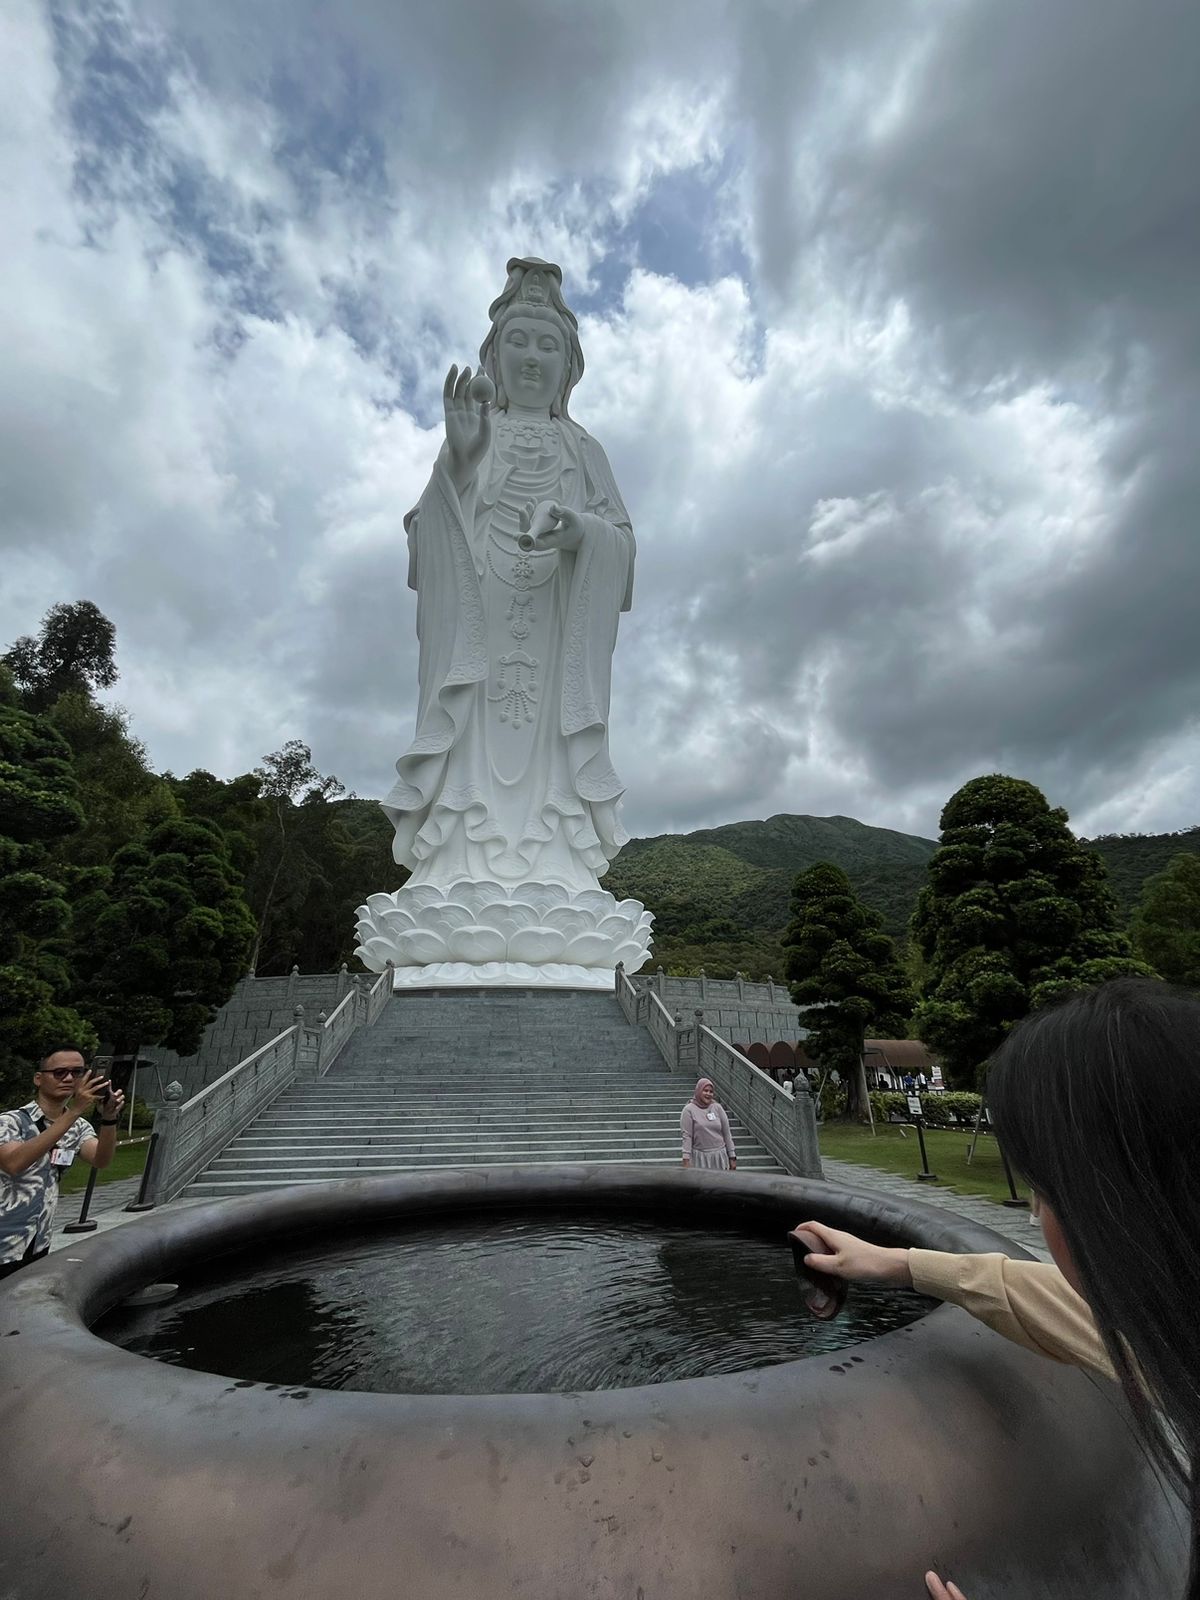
[0,1047,126,1281]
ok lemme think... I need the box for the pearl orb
[469,371,495,405]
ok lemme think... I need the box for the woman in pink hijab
[680,1079,736,1172]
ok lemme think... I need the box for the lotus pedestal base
[354,879,653,988]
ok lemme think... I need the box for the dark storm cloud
[775,0,1200,817]
[601,0,1200,834]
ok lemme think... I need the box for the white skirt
[691,1149,730,1171]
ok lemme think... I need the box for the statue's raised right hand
[443,364,493,497]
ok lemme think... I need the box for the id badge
[49,1146,76,1170]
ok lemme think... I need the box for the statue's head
[480,258,584,418]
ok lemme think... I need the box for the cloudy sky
[3,0,1199,843]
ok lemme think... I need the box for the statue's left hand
[522,500,584,553]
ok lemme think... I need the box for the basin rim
[3,1163,1029,1405]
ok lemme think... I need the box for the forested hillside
[601,815,935,974]
[1089,829,1200,918]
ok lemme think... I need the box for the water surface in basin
[98,1214,935,1393]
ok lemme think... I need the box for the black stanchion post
[124,1131,159,1213]
[908,1092,938,1182]
[63,1165,100,1233]
[997,1138,1028,1208]
[915,1118,938,1182]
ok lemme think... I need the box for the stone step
[211,1134,737,1159]
[268,1087,697,1101]
[329,1062,670,1074]
[268,1087,694,1100]
[233,1120,748,1145]
[184,990,783,1198]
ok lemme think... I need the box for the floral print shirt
[0,1102,95,1264]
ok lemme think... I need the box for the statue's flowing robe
[382,416,635,890]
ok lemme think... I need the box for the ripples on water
[97,1215,934,1394]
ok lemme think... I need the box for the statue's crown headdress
[481,255,584,418]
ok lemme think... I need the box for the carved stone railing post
[145,1081,184,1207]
[788,1072,822,1177]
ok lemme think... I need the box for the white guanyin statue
[355,257,653,987]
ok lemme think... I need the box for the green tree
[46,691,174,865]
[245,741,345,973]
[166,769,265,877]
[0,677,97,1101]
[3,600,118,712]
[1131,851,1200,988]
[912,774,1151,1086]
[71,817,256,1058]
[276,798,407,972]
[783,863,915,1117]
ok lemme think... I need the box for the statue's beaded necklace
[485,414,564,724]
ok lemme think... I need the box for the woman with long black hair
[795,977,1199,1599]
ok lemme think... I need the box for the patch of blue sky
[624,155,751,290]
[49,0,176,203]
[269,50,391,216]
[49,4,284,320]
[367,315,457,426]
[571,244,638,319]
[163,162,283,320]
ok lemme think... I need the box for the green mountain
[600,813,1200,979]
[600,813,936,978]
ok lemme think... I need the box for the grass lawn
[60,1140,149,1194]
[818,1120,1031,1208]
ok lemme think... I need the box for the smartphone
[106,1060,135,1097]
[789,1229,848,1321]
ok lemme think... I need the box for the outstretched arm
[790,1220,1113,1380]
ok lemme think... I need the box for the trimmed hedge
[868,1090,983,1128]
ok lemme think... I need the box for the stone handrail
[625,968,809,1044]
[615,968,821,1178]
[696,1024,821,1178]
[635,968,789,1006]
[147,966,392,1204]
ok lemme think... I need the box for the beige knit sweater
[908,1249,1115,1381]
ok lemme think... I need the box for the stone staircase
[186,991,782,1197]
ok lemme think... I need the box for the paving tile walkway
[50,1174,159,1249]
[820,1155,1052,1261]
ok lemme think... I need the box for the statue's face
[497,314,567,412]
